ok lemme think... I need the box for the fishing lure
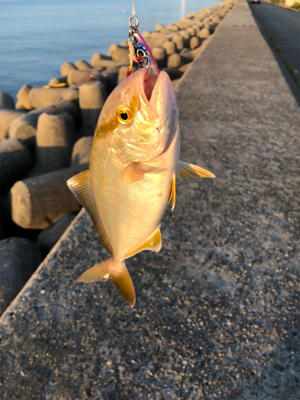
[127,15,160,78]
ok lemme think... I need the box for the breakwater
[0,1,235,315]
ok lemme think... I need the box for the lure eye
[117,107,133,124]
[137,49,145,57]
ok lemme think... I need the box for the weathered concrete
[0,1,299,399]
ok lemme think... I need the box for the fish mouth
[143,71,158,102]
[139,68,173,112]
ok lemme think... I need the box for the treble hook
[136,55,151,79]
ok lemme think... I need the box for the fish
[67,67,215,308]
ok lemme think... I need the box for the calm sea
[0,0,220,99]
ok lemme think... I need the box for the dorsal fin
[67,170,113,255]
[126,228,162,258]
[178,160,215,179]
[168,173,176,211]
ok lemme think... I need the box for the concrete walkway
[250,0,300,81]
[250,0,300,104]
[1,1,299,399]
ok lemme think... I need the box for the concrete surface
[250,0,300,104]
[0,1,299,399]
[250,0,300,81]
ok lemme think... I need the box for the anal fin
[178,160,215,179]
[67,170,113,255]
[167,173,176,211]
[126,228,162,258]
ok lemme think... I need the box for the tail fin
[78,258,136,308]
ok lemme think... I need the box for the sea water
[0,0,220,99]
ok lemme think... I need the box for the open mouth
[143,71,158,102]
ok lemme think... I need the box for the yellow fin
[178,160,215,179]
[67,170,113,255]
[78,258,136,307]
[167,174,176,211]
[122,163,145,184]
[126,228,162,258]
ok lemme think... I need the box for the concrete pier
[0,1,299,399]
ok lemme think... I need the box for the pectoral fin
[126,228,162,258]
[67,170,113,255]
[178,160,215,179]
[168,174,176,211]
[78,258,135,308]
[122,163,145,184]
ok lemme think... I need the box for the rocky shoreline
[0,1,235,315]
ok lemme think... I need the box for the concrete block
[37,213,77,253]
[152,47,167,68]
[16,84,32,110]
[0,237,43,315]
[172,35,185,51]
[66,69,103,86]
[101,70,119,94]
[118,65,137,84]
[167,23,179,31]
[28,87,78,109]
[33,112,76,174]
[162,68,184,81]
[75,60,92,70]
[8,100,79,146]
[48,76,68,87]
[0,138,33,192]
[190,36,201,50]
[187,26,197,37]
[91,53,112,67]
[60,62,77,76]
[155,23,165,31]
[198,27,211,39]
[175,21,189,29]
[120,41,129,48]
[10,164,87,229]
[92,59,122,70]
[179,46,202,61]
[179,30,191,48]
[59,87,79,102]
[108,44,129,62]
[167,53,190,69]
[163,40,176,55]
[79,82,107,133]
[150,32,169,41]
[71,136,93,167]
[141,30,151,38]
[0,93,15,109]
[15,100,27,111]
[0,109,27,141]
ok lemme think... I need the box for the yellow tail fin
[78,258,136,307]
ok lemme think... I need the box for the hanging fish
[67,17,215,308]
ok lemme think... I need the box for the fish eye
[117,107,133,124]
